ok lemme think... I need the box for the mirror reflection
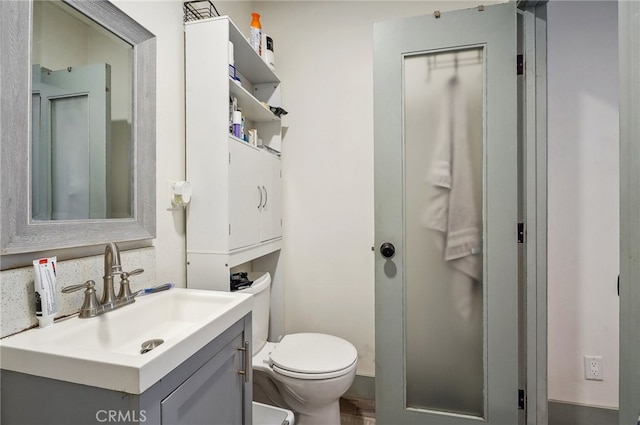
[31,0,133,220]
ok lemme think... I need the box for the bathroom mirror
[0,0,156,254]
[32,0,133,221]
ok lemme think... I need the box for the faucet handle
[118,268,144,300]
[121,268,144,279]
[62,280,100,318]
[62,280,96,293]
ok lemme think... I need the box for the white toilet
[239,272,358,425]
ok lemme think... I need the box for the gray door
[31,63,111,220]
[374,3,519,424]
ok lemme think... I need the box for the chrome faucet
[62,242,144,318]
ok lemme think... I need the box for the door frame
[519,2,548,425]
[618,2,640,424]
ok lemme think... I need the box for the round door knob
[380,242,396,259]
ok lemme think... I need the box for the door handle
[261,185,268,208]
[237,340,250,383]
[380,242,396,259]
[257,186,263,209]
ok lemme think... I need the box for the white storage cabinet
[185,16,283,290]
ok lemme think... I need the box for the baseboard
[343,384,619,425]
[345,375,375,401]
[549,400,618,425]
[344,378,620,425]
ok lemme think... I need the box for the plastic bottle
[250,12,262,56]
[232,110,242,138]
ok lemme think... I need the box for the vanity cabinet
[185,16,284,290]
[161,330,248,424]
[0,315,252,425]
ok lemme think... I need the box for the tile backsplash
[1,247,156,338]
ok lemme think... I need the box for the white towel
[424,77,482,282]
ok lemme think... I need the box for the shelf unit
[228,79,279,123]
[185,16,283,291]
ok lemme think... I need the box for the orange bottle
[250,12,262,56]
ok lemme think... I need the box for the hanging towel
[423,77,482,282]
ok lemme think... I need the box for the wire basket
[183,0,219,23]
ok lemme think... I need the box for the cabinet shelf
[225,17,279,84]
[230,78,280,123]
[229,134,251,145]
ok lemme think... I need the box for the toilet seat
[271,361,357,380]
[269,333,358,380]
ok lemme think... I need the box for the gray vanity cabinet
[161,331,246,424]
[0,315,252,425]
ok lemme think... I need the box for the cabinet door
[259,151,282,241]
[161,333,246,425]
[229,140,261,249]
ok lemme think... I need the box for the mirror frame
[0,0,156,255]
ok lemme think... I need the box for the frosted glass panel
[51,95,91,220]
[404,48,484,417]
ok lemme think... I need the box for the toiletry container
[263,34,275,71]
[250,13,262,55]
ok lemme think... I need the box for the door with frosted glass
[374,3,519,424]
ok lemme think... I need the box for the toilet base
[292,402,341,425]
[253,371,344,425]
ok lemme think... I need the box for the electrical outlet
[584,355,603,381]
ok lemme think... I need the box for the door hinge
[518,389,526,410]
[517,222,525,244]
[517,54,524,75]
[229,152,231,164]
[229,224,231,235]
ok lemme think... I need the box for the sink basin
[0,288,252,394]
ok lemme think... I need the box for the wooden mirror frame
[0,0,156,255]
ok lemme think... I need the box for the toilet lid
[269,333,358,378]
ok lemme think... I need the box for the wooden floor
[340,397,376,425]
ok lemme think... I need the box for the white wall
[547,0,619,408]
[113,0,187,289]
[216,1,499,378]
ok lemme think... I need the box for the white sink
[0,288,252,394]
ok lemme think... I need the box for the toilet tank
[237,272,271,355]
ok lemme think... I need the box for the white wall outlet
[584,355,603,381]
